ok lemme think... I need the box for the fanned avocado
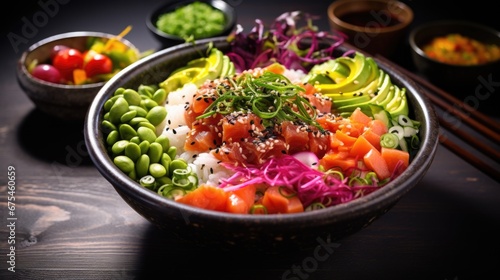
[308,52,375,96]
[304,51,410,120]
[159,47,233,93]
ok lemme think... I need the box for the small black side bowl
[85,37,439,253]
[146,0,237,48]
[409,20,500,95]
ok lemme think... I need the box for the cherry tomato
[52,48,84,83]
[50,45,69,60]
[83,52,113,78]
[31,64,62,84]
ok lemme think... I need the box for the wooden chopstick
[406,71,500,134]
[439,135,500,182]
[374,55,500,143]
[437,110,500,163]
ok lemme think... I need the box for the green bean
[109,97,129,123]
[139,140,150,154]
[123,88,142,106]
[111,140,129,155]
[137,126,157,143]
[106,130,119,146]
[148,142,163,163]
[129,105,148,117]
[114,155,135,173]
[119,123,137,140]
[136,154,150,178]
[146,106,167,126]
[155,134,170,151]
[124,142,141,161]
[149,163,167,178]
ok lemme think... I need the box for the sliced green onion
[250,204,268,214]
[380,133,400,149]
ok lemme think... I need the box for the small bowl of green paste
[147,0,237,47]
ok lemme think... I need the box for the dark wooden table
[1,1,499,279]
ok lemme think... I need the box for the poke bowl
[85,13,439,252]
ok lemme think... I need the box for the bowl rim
[19,31,140,89]
[327,0,414,33]
[146,0,237,42]
[85,37,439,226]
[409,20,500,68]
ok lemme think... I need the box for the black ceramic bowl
[85,37,439,253]
[409,20,500,95]
[146,0,237,48]
[16,31,140,121]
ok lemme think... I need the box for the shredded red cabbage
[218,154,381,209]
[226,11,348,73]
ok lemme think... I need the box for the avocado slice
[314,52,374,95]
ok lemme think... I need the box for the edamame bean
[129,105,148,117]
[160,153,171,175]
[138,121,156,132]
[155,134,170,151]
[101,120,117,134]
[148,142,163,163]
[169,158,188,176]
[152,88,167,104]
[156,176,172,187]
[109,97,129,124]
[103,112,110,121]
[114,155,135,173]
[167,146,177,160]
[125,142,141,161]
[119,123,137,140]
[149,163,167,178]
[137,126,157,143]
[111,140,129,155]
[128,169,137,181]
[136,154,150,178]
[141,98,159,110]
[130,136,141,144]
[123,88,142,106]
[138,84,155,98]
[106,130,119,146]
[104,99,115,112]
[114,87,125,96]
[129,117,150,126]
[139,140,150,154]
[146,106,167,126]
[120,110,137,123]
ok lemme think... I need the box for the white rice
[161,82,232,186]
